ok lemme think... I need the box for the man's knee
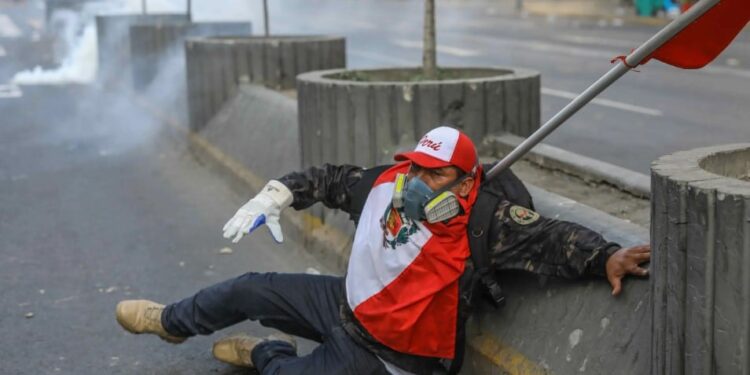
[222,272,289,316]
[228,272,277,301]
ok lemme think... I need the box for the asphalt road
[0,33,328,375]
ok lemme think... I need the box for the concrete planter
[129,22,251,90]
[651,143,750,374]
[296,67,540,168]
[185,35,346,131]
[95,14,189,83]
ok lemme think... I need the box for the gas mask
[392,173,466,223]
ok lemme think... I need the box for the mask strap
[430,172,470,198]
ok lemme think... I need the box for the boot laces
[237,337,255,361]
[144,306,163,326]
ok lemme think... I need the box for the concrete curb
[527,183,648,246]
[485,133,651,198]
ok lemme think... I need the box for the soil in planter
[330,67,512,82]
[209,35,302,42]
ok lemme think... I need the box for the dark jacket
[277,163,620,374]
[278,163,619,278]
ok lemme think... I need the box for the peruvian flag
[644,0,750,68]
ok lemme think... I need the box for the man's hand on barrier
[222,180,293,244]
[605,244,651,296]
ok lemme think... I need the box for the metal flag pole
[187,0,192,22]
[485,0,721,181]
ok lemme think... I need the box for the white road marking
[498,37,618,59]
[552,34,638,49]
[439,31,618,60]
[0,14,22,38]
[439,45,481,57]
[701,65,750,79]
[0,84,23,99]
[542,87,663,116]
[471,32,746,78]
[349,49,414,65]
[392,39,481,57]
[343,19,376,30]
[443,31,750,80]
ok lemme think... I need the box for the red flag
[646,0,750,69]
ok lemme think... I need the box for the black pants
[161,272,391,375]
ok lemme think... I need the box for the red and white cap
[394,126,478,174]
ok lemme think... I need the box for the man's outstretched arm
[276,164,365,212]
[223,164,384,244]
[488,201,650,295]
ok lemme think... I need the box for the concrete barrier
[463,184,651,374]
[178,83,652,374]
[198,84,301,181]
[296,67,541,169]
[184,36,346,131]
[651,144,750,375]
[129,22,252,90]
[95,14,189,84]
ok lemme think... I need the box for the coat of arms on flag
[381,206,419,250]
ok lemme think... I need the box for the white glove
[222,180,293,243]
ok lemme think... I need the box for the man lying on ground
[115,126,650,375]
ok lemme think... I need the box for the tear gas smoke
[12,24,97,85]
[10,0,255,86]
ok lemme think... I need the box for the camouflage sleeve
[489,201,621,278]
[276,164,365,213]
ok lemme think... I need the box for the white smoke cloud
[10,1,132,85]
[9,0,255,85]
[12,23,97,85]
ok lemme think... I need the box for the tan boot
[212,332,296,368]
[115,299,187,344]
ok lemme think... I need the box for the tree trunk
[263,0,270,37]
[423,0,437,79]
